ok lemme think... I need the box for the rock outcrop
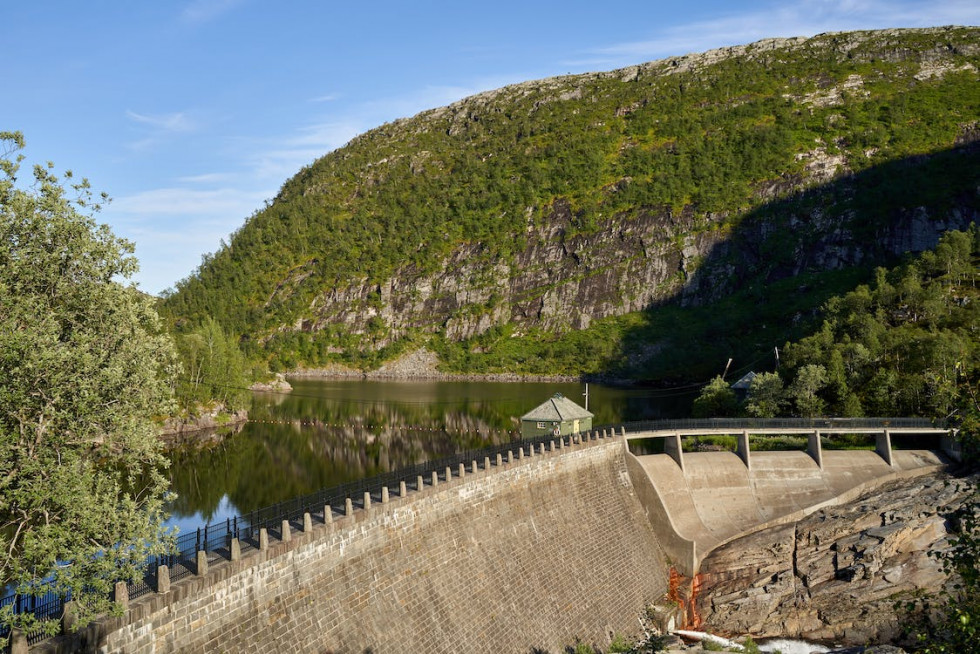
[694,471,977,646]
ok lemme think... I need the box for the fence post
[230,538,241,562]
[259,528,269,550]
[507,450,514,463]
[381,486,390,504]
[156,565,171,593]
[399,481,407,498]
[345,498,354,517]
[61,601,77,635]
[303,512,313,533]
[324,504,333,525]
[431,471,439,487]
[363,492,372,511]
[281,519,292,542]
[445,466,453,482]
[114,580,130,609]
[196,550,209,577]
[471,459,479,473]
[417,475,424,492]
[459,463,466,479]
[496,453,503,466]
[484,456,491,470]
[10,629,27,654]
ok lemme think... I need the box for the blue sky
[4,1,977,295]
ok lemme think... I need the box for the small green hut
[520,393,594,439]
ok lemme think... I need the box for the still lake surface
[165,378,693,533]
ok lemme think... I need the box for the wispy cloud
[180,0,244,25]
[309,93,340,103]
[177,172,234,184]
[126,110,195,133]
[584,0,980,67]
[112,186,272,218]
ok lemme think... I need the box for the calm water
[164,378,693,532]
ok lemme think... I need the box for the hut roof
[521,394,593,422]
[731,371,757,390]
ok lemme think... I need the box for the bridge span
[621,418,957,576]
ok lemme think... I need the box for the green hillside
[161,27,980,380]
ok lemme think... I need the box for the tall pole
[722,358,732,380]
[583,383,589,411]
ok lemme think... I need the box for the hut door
[573,419,580,433]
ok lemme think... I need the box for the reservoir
[165,378,692,532]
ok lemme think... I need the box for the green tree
[0,133,177,636]
[175,317,250,413]
[693,376,738,418]
[745,372,785,418]
[788,364,829,417]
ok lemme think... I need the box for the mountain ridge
[162,26,980,379]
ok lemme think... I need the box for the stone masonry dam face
[92,438,671,654]
[52,432,949,653]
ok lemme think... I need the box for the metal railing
[622,417,942,433]
[0,425,622,644]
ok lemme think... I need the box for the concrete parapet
[876,430,894,466]
[664,433,685,471]
[10,629,27,654]
[89,438,666,654]
[195,550,209,577]
[156,565,170,594]
[940,433,962,461]
[808,431,823,469]
[737,431,751,470]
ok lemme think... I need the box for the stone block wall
[51,437,669,653]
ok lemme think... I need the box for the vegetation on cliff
[693,226,979,454]
[0,133,176,636]
[160,27,980,379]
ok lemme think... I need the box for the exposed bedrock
[693,471,976,646]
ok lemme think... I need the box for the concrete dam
[37,422,951,653]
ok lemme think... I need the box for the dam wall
[62,438,669,654]
[627,447,948,575]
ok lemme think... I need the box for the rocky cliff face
[693,471,977,646]
[300,178,977,347]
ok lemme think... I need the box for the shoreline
[286,367,583,383]
[283,347,630,385]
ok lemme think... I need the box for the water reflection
[165,379,691,527]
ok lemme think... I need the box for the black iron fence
[0,424,624,645]
[623,416,942,433]
[3,416,946,644]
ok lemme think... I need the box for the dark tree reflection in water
[164,378,690,531]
